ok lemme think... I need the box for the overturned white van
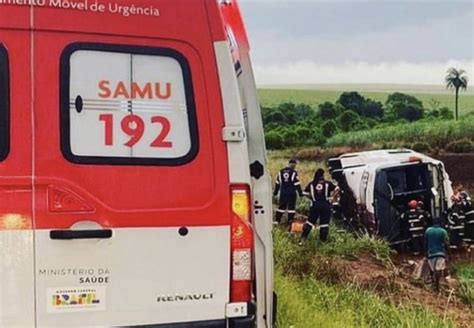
[329,149,453,243]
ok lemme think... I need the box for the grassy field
[274,229,460,328]
[258,88,474,115]
[453,262,474,310]
[326,116,474,150]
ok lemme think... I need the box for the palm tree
[445,68,469,120]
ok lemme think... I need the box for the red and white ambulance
[0,0,274,327]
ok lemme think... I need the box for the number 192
[99,114,173,148]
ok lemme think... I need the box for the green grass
[267,150,325,187]
[453,262,474,309]
[258,89,474,116]
[275,271,452,328]
[273,229,455,327]
[326,116,474,149]
[274,228,393,272]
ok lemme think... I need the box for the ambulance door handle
[50,229,113,240]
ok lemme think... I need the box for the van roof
[336,149,441,169]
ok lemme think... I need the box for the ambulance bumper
[136,303,256,328]
[135,316,256,328]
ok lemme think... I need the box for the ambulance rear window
[0,45,9,161]
[60,44,198,166]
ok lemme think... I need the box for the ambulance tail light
[230,184,254,302]
[231,184,251,222]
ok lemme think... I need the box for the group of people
[398,200,450,290]
[273,159,337,243]
[273,158,465,291]
[448,186,474,248]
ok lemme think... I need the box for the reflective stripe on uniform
[465,210,474,215]
[319,224,329,228]
[412,234,423,238]
[325,183,329,200]
[276,209,285,213]
[305,221,315,228]
[408,219,421,223]
[287,210,296,214]
[294,181,301,186]
[310,184,315,202]
[410,227,424,231]
[450,226,464,230]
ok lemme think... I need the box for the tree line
[263,91,454,149]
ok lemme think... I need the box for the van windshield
[375,163,432,242]
[386,164,430,195]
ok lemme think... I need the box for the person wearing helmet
[448,188,467,250]
[273,159,303,226]
[417,200,432,227]
[300,168,337,243]
[400,200,427,255]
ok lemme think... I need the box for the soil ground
[436,154,474,187]
[336,253,473,327]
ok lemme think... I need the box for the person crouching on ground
[425,217,450,291]
[300,168,337,244]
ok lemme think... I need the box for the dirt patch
[336,254,473,327]
[435,153,474,188]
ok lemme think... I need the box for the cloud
[253,60,474,85]
[247,10,473,66]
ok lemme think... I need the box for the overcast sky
[239,0,474,85]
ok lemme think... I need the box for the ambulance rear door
[32,4,232,327]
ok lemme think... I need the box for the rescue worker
[460,191,474,245]
[273,159,303,225]
[425,217,449,291]
[463,192,474,245]
[400,200,427,255]
[300,168,337,243]
[417,200,432,227]
[448,192,466,250]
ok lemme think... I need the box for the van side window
[0,45,9,161]
[60,44,198,166]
